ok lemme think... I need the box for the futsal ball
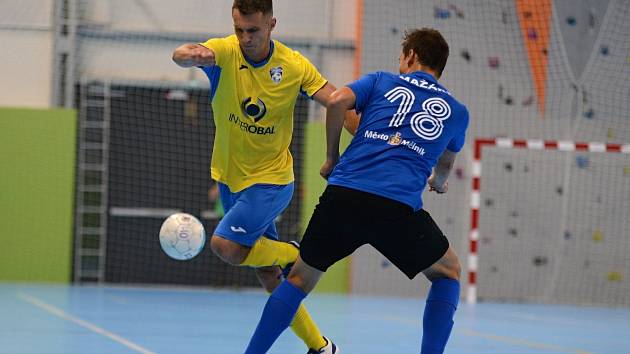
[159,213,206,260]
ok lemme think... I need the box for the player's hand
[320,158,338,180]
[427,174,448,194]
[189,45,215,66]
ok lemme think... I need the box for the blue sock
[421,278,460,354]
[245,280,306,354]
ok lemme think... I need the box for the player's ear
[407,50,417,68]
[269,17,276,31]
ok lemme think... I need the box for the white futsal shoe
[307,336,339,354]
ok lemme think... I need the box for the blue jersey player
[245,28,468,354]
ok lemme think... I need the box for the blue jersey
[327,70,469,210]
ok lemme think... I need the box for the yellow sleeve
[199,37,232,67]
[296,52,328,97]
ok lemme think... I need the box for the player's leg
[245,185,364,354]
[369,208,458,354]
[253,263,329,352]
[209,183,298,268]
[210,183,332,352]
[245,257,326,354]
[420,246,461,354]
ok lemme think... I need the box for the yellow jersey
[199,35,327,192]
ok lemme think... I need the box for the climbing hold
[583,108,595,119]
[566,16,577,26]
[532,256,548,266]
[488,57,500,68]
[527,28,537,40]
[434,7,451,19]
[592,230,603,242]
[461,50,471,62]
[576,155,589,169]
[607,271,623,281]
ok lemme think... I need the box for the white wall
[0,0,54,108]
[1,0,357,109]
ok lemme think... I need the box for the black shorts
[300,185,449,279]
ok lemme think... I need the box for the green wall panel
[303,121,354,293]
[0,107,76,282]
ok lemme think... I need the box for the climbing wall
[351,0,630,305]
[472,139,630,306]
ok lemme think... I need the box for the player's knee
[424,248,462,281]
[210,235,248,265]
[254,267,281,292]
[439,249,461,281]
[287,272,313,294]
[448,255,462,281]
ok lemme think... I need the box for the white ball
[159,213,206,260]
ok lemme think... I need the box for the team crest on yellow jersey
[270,66,283,84]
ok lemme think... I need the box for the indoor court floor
[1,283,629,354]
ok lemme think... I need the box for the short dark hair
[402,28,449,77]
[232,0,273,15]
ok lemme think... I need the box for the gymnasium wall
[0,107,76,282]
[0,0,356,113]
[355,0,630,305]
[0,0,54,108]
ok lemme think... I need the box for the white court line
[369,314,595,354]
[17,293,157,354]
[459,328,595,354]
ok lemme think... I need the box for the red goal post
[466,137,630,304]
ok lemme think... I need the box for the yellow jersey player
[172,1,339,353]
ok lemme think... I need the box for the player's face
[233,9,276,62]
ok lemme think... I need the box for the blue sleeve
[201,66,222,102]
[447,106,469,153]
[347,72,380,114]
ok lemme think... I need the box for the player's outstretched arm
[428,149,457,194]
[172,43,216,68]
[320,87,356,179]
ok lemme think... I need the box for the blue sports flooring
[1,283,629,354]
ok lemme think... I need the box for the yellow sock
[240,237,298,268]
[290,303,327,350]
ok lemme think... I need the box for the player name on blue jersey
[399,75,450,94]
